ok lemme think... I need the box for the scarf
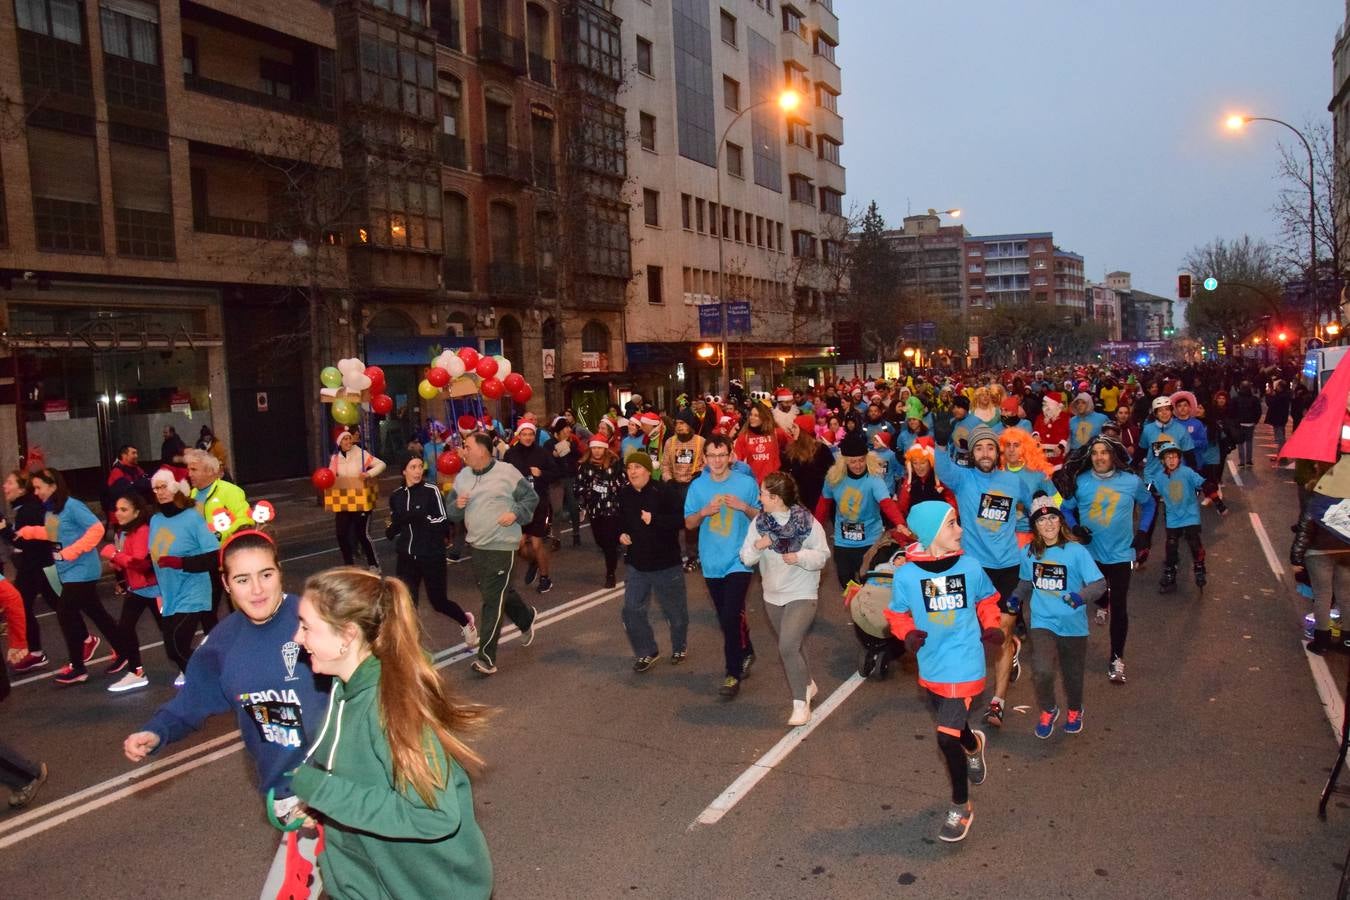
[755,505,814,554]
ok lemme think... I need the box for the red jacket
[1034,413,1070,463]
[0,579,26,650]
[106,523,158,595]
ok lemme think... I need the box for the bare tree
[1182,235,1289,346]
[1272,118,1346,326]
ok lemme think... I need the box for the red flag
[1281,354,1350,463]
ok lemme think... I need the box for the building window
[709,202,718,236]
[817,84,837,113]
[488,199,518,262]
[813,32,836,63]
[647,264,663,304]
[726,142,743,177]
[573,1,620,80]
[792,229,814,258]
[259,58,294,100]
[673,0,715,165]
[819,187,842,216]
[110,140,174,259]
[723,75,740,110]
[781,4,804,36]
[639,111,656,150]
[755,215,764,247]
[787,120,811,148]
[371,170,442,250]
[695,198,705,233]
[358,22,437,120]
[369,0,427,25]
[581,320,609,353]
[733,210,742,242]
[429,0,462,51]
[16,0,84,43]
[27,124,102,253]
[681,193,691,229]
[817,135,840,164]
[748,28,782,192]
[100,0,158,64]
[643,188,660,226]
[635,35,653,75]
[720,9,737,46]
[181,33,196,74]
[765,219,774,251]
[789,174,813,205]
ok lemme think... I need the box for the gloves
[1064,592,1085,609]
[157,555,183,569]
[554,440,571,457]
[1000,594,1021,616]
[904,630,928,655]
[932,420,953,446]
[980,627,1005,647]
[1070,524,1093,545]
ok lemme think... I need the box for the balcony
[442,257,472,291]
[184,72,334,122]
[439,134,467,170]
[195,214,272,239]
[477,27,526,74]
[528,53,554,86]
[488,261,538,295]
[481,143,532,182]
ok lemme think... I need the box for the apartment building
[964,231,1087,321]
[1085,281,1122,342]
[0,0,627,487]
[1105,271,1174,341]
[879,210,968,319]
[619,0,844,403]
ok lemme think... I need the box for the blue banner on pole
[698,303,723,338]
[727,301,751,335]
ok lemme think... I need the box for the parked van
[1302,345,1349,392]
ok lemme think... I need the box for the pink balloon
[512,383,533,404]
[457,347,480,370]
[480,377,504,399]
[475,356,499,379]
[503,372,526,392]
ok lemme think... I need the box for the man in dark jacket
[160,426,187,470]
[1231,381,1263,468]
[503,421,558,593]
[103,445,150,522]
[1264,378,1293,463]
[617,452,689,671]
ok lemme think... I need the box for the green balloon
[331,399,359,425]
[320,366,343,388]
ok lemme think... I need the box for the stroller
[843,532,909,680]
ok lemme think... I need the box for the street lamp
[928,208,961,218]
[715,89,800,396]
[1225,113,1319,335]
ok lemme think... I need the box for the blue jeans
[1271,424,1287,456]
[622,564,689,658]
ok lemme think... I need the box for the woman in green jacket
[292,568,492,899]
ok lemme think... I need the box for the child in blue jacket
[1154,445,1226,593]
[1010,497,1106,739]
[885,501,1003,844]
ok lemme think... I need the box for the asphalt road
[3,429,1348,898]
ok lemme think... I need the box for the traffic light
[1177,274,1192,299]
[1276,329,1289,344]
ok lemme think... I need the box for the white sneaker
[173,673,186,688]
[788,699,811,727]
[806,681,818,702]
[1108,658,1126,684]
[462,612,480,650]
[108,668,149,693]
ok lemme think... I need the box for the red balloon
[436,450,463,476]
[364,366,385,393]
[480,376,504,399]
[475,356,499,379]
[503,372,526,392]
[371,393,394,415]
[311,467,336,491]
[512,383,533,404]
[427,366,450,387]
[457,346,480,370]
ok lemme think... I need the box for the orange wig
[999,427,1054,477]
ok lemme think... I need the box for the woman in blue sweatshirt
[27,468,133,685]
[123,530,331,899]
[148,468,220,682]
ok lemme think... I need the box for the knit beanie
[1028,494,1062,525]
[839,430,869,458]
[908,501,955,551]
[624,451,653,472]
[968,424,1000,452]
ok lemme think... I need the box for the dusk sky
[838,1,1342,312]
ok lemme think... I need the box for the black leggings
[1098,561,1132,662]
[1164,525,1204,570]
[395,553,469,626]
[833,545,870,589]
[57,581,130,674]
[160,611,206,674]
[335,512,379,567]
[590,514,622,577]
[14,567,58,654]
[117,591,164,670]
[704,572,755,678]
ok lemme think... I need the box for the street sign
[1306,338,1325,351]
[1203,276,1218,291]
[968,335,981,358]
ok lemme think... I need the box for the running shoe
[524,562,539,585]
[604,573,616,589]
[173,673,186,688]
[461,613,479,650]
[982,700,1004,729]
[1095,608,1108,626]
[967,729,988,785]
[7,763,48,809]
[740,652,755,679]
[938,805,973,843]
[520,607,539,646]
[54,665,88,686]
[1009,636,1022,684]
[807,681,818,702]
[633,654,660,673]
[683,557,699,572]
[106,655,129,676]
[108,667,149,693]
[1035,706,1060,740]
[82,635,100,663]
[718,675,741,698]
[788,700,811,727]
[537,575,553,594]
[1108,658,1127,684]
[470,660,497,676]
[671,650,688,664]
[1064,708,1084,735]
[11,651,48,672]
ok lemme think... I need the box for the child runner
[101,491,161,692]
[1154,444,1226,593]
[884,500,1003,843]
[1010,496,1106,738]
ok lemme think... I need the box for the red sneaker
[54,665,89,685]
[11,651,48,672]
[82,635,100,663]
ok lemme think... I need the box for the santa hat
[1041,391,1064,418]
[872,430,893,449]
[1000,395,1022,416]
[588,437,610,450]
[774,387,793,402]
[638,411,662,430]
[151,467,190,498]
[458,414,479,434]
[794,413,815,434]
[515,421,537,434]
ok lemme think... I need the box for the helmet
[1153,440,1182,459]
[1150,396,1172,411]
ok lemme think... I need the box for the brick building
[964,230,1087,322]
[879,210,968,318]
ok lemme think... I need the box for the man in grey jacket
[446,432,541,675]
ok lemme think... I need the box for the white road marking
[1304,647,1346,744]
[692,673,867,827]
[1248,512,1285,582]
[1227,459,1244,487]
[0,583,625,847]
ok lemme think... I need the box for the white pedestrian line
[691,673,867,828]
[1248,512,1285,583]
[1304,646,1346,744]
[0,582,625,848]
[1227,459,1244,487]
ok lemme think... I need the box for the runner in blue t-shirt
[1153,445,1226,594]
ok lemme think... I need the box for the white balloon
[494,356,512,379]
[435,351,456,371]
[343,372,372,392]
[337,358,362,374]
[446,355,466,378]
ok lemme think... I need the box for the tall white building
[617,0,845,403]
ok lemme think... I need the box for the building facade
[1105,272,1174,342]
[963,231,1086,321]
[879,211,968,319]
[618,0,844,404]
[1085,281,1122,342]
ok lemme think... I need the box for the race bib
[841,520,866,542]
[1032,561,1067,593]
[921,573,968,613]
[675,448,694,465]
[240,689,305,749]
[878,460,889,475]
[978,493,1013,524]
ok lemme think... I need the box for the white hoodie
[740,511,830,605]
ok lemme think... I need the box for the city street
[2,428,1347,898]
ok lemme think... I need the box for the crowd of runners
[0,352,1345,895]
